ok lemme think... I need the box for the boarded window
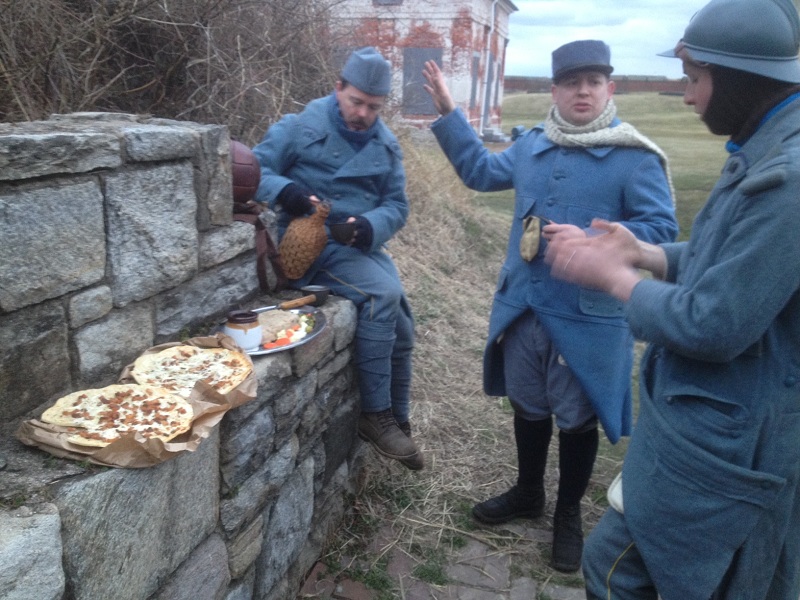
[402,47,442,115]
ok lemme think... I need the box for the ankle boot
[552,427,599,572]
[552,503,583,572]
[395,421,424,471]
[472,415,552,524]
[358,409,418,461]
[472,484,545,523]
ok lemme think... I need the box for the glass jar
[222,310,261,351]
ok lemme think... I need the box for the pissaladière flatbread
[40,384,193,447]
[130,345,252,398]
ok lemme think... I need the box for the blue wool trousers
[584,507,659,600]
[309,246,414,422]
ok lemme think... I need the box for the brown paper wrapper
[14,334,257,468]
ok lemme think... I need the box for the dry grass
[315,125,623,594]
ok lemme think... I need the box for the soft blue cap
[552,40,614,82]
[341,47,392,96]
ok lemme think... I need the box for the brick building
[331,0,518,138]
[505,75,688,95]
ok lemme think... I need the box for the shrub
[0,0,342,143]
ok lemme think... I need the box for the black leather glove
[351,216,374,250]
[276,183,314,216]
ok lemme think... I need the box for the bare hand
[422,60,456,116]
[542,222,583,242]
[544,220,643,301]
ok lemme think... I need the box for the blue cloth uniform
[253,93,414,420]
[430,108,678,442]
[584,95,800,600]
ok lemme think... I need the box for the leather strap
[233,203,287,292]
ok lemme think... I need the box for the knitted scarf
[544,99,676,204]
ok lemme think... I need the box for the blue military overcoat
[620,95,800,599]
[252,93,408,287]
[431,109,678,442]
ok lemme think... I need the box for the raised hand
[422,60,456,116]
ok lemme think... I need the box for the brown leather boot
[358,409,420,465]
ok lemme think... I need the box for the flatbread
[130,345,252,398]
[40,383,193,447]
[258,310,300,344]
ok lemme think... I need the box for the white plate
[245,307,327,356]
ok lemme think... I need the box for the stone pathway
[298,522,585,599]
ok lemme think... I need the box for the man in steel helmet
[545,0,800,597]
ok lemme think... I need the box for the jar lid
[227,310,258,324]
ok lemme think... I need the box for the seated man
[253,47,423,471]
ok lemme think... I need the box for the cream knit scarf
[544,99,676,204]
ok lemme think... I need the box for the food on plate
[261,312,316,350]
[130,345,252,398]
[258,310,300,344]
[40,383,193,447]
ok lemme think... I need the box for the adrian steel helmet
[660,0,800,83]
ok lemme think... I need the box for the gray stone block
[192,124,232,229]
[255,456,315,598]
[48,112,139,123]
[199,222,255,269]
[220,403,276,493]
[68,285,114,328]
[0,301,71,420]
[321,396,360,486]
[74,302,154,386]
[223,568,255,600]
[123,125,197,162]
[152,534,230,600]
[0,132,121,181]
[327,298,357,352]
[0,504,64,600]
[155,257,259,340]
[227,517,264,580]
[220,435,298,537]
[105,163,198,307]
[291,323,335,378]
[53,432,219,600]
[0,180,105,311]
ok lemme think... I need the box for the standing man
[422,41,678,571]
[253,47,423,471]
[547,0,800,597]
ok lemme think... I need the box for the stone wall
[0,113,366,600]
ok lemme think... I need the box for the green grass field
[475,92,729,241]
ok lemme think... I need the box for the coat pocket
[578,288,624,318]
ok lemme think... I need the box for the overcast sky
[505,0,710,79]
